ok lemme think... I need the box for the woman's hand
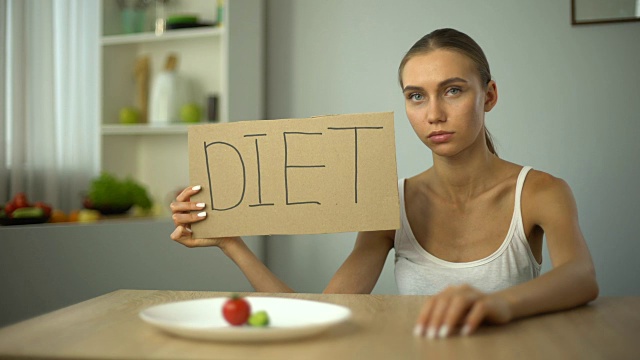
[169,185,293,292]
[169,185,240,249]
[414,284,513,339]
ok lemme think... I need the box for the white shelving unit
[99,0,264,214]
[101,123,191,135]
[101,26,224,46]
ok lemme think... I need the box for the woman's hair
[398,28,497,156]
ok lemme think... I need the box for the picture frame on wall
[571,0,640,25]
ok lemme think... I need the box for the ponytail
[485,127,497,156]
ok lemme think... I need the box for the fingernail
[185,227,192,233]
[197,211,207,218]
[438,325,449,339]
[192,185,201,191]
[196,203,205,208]
[413,324,424,338]
[426,327,437,340]
[461,324,471,336]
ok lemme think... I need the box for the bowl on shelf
[165,14,215,30]
[83,198,132,216]
[0,215,50,226]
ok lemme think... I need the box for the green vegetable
[87,173,153,210]
[11,207,45,219]
[166,14,198,25]
[247,310,270,327]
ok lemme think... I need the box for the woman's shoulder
[403,169,431,189]
[522,167,577,223]
[524,168,572,196]
[498,160,570,194]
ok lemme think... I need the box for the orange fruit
[49,209,68,223]
[68,210,80,222]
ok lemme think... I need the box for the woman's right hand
[171,185,294,293]
[169,185,241,249]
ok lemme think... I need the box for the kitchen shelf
[101,123,197,135]
[101,27,224,46]
[99,0,264,215]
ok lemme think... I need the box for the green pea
[247,310,269,327]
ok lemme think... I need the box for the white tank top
[394,166,541,295]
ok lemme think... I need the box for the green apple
[119,107,140,124]
[180,103,201,123]
[78,209,101,223]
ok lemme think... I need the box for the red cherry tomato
[34,202,53,217]
[222,295,251,326]
[4,202,17,217]
[13,192,29,208]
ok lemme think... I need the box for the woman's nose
[426,99,445,124]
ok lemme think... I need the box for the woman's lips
[428,131,453,143]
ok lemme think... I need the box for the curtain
[2,0,100,212]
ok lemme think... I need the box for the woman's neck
[430,142,501,204]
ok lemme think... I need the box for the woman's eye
[409,93,424,101]
[446,87,462,96]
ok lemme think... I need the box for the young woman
[170,28,598,339]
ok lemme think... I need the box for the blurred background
[1,0,639,327]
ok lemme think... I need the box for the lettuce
[87,173,152,210]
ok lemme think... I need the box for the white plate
[139,296,352,342]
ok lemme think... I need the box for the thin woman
[170,28,598,339]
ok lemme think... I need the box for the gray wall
[0,220,263,326]
[264,0,640,295]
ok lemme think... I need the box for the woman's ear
[484,80,498,112]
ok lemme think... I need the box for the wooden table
[0,290,638,359]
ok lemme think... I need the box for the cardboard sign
[188,112,399,238]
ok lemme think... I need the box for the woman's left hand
[414,284,513,339]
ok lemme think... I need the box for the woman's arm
[170,186,293,292]
[493,173,598,317]
[415,172,598,338]
[324,230,395,294]
[220,239,295,292]
[171,186,395,294]
[225,229,395,294]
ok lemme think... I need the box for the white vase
[149,71,190,124]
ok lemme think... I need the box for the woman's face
[401,49,497,158]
